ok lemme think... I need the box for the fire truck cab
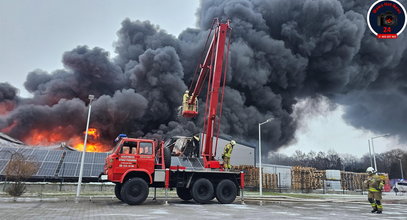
[104,138,157,184]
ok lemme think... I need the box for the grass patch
[256,191,324,199]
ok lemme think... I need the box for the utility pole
[370,134,390,171]
[76,95,94,202]
[368,139,373,168]
[258,118,273,197]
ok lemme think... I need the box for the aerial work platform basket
[181,96,198,118]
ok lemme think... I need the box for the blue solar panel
[0,152,10,160]
[84,152,95,163]
[93,153,108,164]
[75,163,92,177]
[58,163,78,177]
[45,151,63,162]
[0,148,17,160]
[0,160,9,174]
[17,148,34,158]
[1,147,18,152]
[0,145,111,179]
[64,151,81,163]
[36,162,59,176]
[29,150,48,161]
[91,164,104,177]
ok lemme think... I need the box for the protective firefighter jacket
[365,174,384,192]
[223,143,234,158]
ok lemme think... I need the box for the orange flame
[72,128,109,152]
[24,129,67,146]
[17,127,110,152]
[86,128,99,139]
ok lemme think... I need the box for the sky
[279,100,404,156]
[0,0,199,97]
[0,0,403,157]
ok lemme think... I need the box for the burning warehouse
[0,130,255,183]
[0,131,109,182]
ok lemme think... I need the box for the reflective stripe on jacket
[366,174,384,192]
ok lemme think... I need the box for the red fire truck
[100,19,244,205]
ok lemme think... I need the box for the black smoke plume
[0,0,406,154]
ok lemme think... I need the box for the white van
[394,181,407,192]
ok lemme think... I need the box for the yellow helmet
[230,140,236,145]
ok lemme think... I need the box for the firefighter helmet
[230,140,236,145]
[366,167,375,174]
[193,135,200,141]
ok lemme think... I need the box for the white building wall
[199,134,255,166]
[214,138,255,166]
[258,163,292,188]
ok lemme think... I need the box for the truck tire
[191,178,214,204]
[215,179,237,204]
[164,147,171,168]
[176,187,192,201]
[115,183,123,201]
[120,178,149,205]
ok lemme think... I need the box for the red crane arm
[183,20,231,168]
[188,36,215,105]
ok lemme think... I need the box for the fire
[73,142,107,152]
[86,128,99,139]
[17,127,110,152]
[71,128,110,152]
[24,128,67,146]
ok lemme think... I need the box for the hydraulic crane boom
[181,19,231,168]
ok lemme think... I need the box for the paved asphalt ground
[0,194,406,219]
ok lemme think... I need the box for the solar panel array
[0,146,206,181]
[0,146,109,179]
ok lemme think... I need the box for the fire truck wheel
[120,178,149,205]
[176,187,192,201]
[191,178,214,204]
[216,179,237,204]
[115,183,123,201]
[164,147,171,168]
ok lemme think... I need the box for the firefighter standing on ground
[222,140,236,170]
[364,167,384,214]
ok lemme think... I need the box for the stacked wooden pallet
[291,166,325,190]
[263,173,278,189]
[313,170,326,189]
[340,171,368,190]
[233,165,278,189]
[341,171,355,190]
[355,172,368,190]
[233,165,259,187]
[292,166,313,190]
